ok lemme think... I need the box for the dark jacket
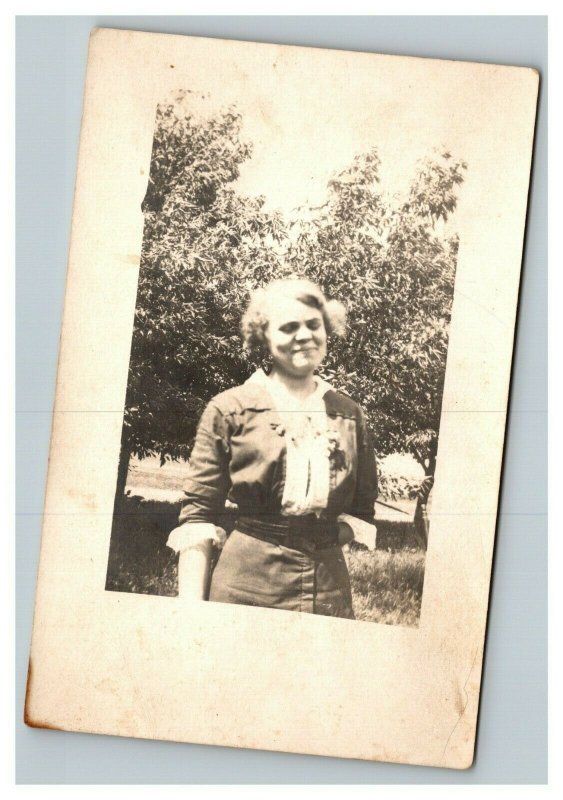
[178,381,378,531]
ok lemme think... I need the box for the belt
[236,514,339,553]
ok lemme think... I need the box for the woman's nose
[295,325,313,341]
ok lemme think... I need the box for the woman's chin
[292,362,322,377]
[271,354,323,378]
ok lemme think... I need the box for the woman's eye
[279,323,299,334]
[307,319,322,330]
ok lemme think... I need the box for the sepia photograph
[24,27,539,768]
[105,89,467,625]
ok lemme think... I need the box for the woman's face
[265,296,327,378]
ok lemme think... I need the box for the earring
[261,353,273,375]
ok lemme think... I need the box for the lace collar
[245,368,333,411]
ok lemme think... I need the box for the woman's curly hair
[241,277,347,357]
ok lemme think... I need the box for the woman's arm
[167,400,232,600]
[350,406,378,527]
[178,400,232,526]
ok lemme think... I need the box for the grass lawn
[346,547,424,625]
[106,493,425,627]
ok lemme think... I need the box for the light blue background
[16,15,547,784]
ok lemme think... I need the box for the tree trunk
[115,442,132,502]
[413,495,429,551]
[413,451,436,552]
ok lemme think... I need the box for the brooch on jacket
[326,429,346,472]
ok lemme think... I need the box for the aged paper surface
[25,28,538,768]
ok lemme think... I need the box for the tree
[115,94,286,497]
[286,148,466,465]
[115,95,467,515]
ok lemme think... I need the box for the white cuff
[166,523,227,554]
[338,513,377,551]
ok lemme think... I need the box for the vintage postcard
[25,28,539,768]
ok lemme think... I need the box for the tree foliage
[286,148,467,463]
[119,95,466,490]
[123,94,286,466]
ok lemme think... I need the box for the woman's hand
[338,520,355,546]
[167,524,227,602]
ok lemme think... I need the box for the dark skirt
[209,530,355,619]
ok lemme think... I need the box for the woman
[167,277,377,619]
